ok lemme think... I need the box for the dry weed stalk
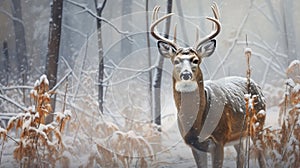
[0,75,72,167]
[72,105,157,167]
[240,44,267,167]
[85,129,155,168]
[264,60,300,167]
[243,94,267,167]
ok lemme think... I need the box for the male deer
[151,3,266,168]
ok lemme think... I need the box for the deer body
[175,76,266,167]
[150,3,266,168]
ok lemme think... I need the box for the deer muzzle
[180,70,193,81]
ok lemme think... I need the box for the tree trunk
[121,0,132,54]
[46,0,63,123]
[153,0,173,128]
[145,0,153,120]
[175,0,189,45]
[2,41,9,86]
[281,0,298,65]
[94,0,107,113]
[11,0,28,84]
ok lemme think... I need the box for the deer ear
[196,39,216,58]
[158,41,176,58]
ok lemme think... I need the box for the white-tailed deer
[150,3,266,168]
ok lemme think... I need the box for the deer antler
[194,2,221,48]
[150,6,178,50]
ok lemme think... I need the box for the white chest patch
[175,81,198,92]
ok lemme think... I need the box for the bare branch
[0,8,24,26]
[49,70,72,93]
[66,0,132,41]
[0,94,27,111]
[251,51,285,77]
[211,11,250,79]
[1,86,33,91]
[62,23,87,38]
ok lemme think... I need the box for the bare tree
[94,0,107,113]
[153,0,173,128]
[46,0,63,122]
[281,0,297,65]
[145,0,153,120]
[1,41,9,86]
[11,0,28,84]
[175,0,189,44]
[121,0,132,54]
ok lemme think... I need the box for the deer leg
[192,149,207,168]
[184,135,215,152]
[234,143,245,168]
[211,143,224,168]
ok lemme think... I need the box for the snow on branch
[211,10,250,79]
[66,0,132,41]
[0,94,27,111]
[0,8,24,26]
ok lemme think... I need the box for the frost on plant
[263,61,300,168]
[1,75,72,167]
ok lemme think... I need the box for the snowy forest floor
[0,71,299,167]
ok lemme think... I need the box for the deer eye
[174,59,180,65]
[192,59,199,64]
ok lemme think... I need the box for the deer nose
[180,70,192,80]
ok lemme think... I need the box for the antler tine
[194,3,221,48]
[173,23,177,43]
[206,17,221,39]
[150,6,178,49]
[211,2,220,19]
[194,26,200,48]
[211,2,220,30]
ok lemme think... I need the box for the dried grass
[85,130,154,168]
[82,107,158,168]
[263,62,300,167]
[0,75,71,167]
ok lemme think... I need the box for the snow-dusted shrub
[264,62,300,168]
[0,75,71,167]
[85,130,154,168]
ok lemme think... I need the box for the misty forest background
[0,0,300,167]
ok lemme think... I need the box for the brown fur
[173,66,266,168]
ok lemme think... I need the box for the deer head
[150,3,221,93]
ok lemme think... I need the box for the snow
[30,89,37,97]
[7,116,16,128]
[258,110,266,115]
[54,112,65,121]
[288,60,300,69]
[22,114,32,130]
[64,110,72,118]
[286,78,295,87]
[39,74,49,85]
[34,79,40,87]
[34,112,39,119]
[244,47,252,53]
[293,84,300,92]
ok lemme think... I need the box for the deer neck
[173,77,207,138]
